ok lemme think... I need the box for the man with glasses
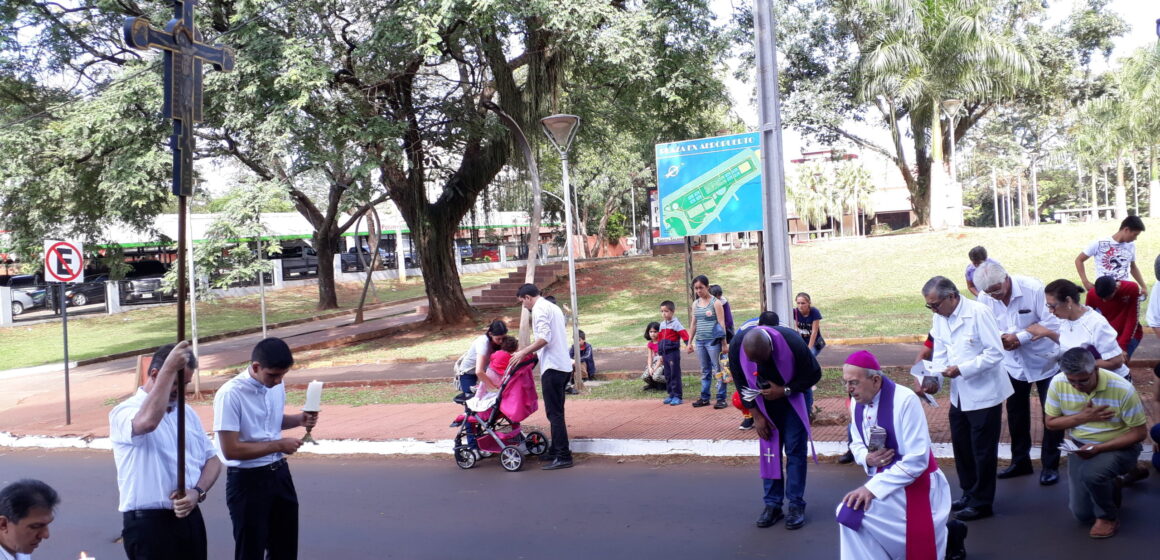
[972,261,1064,486]
[923,276,1011,521]
[1044,347,1147,539]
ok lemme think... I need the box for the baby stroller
[449,354,548,471]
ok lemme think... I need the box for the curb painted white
[8,432,1142,462]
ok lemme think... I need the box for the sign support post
[44,239,84,424]
[60,283,71,425]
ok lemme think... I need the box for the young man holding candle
[110,340,221,560]
[214,337,318,560]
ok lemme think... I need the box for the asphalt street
[1,449,1157,559]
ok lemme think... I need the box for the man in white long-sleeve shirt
[837,350,962,560]
[924,276,1012,522]
[510,283,574,470]
[973,261,1064,486]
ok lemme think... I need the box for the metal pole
[61,283,71,425]
[176,194,187,496]
[630,187,637,253]
[991,167,999,228]
[259,237,268,338]
[754,0,793,319]
[561,154,584,391]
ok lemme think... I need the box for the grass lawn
[0,268,515,370]
[290,219,1160,368]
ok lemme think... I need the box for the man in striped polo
[1044,347,1147,539]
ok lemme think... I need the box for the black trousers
[949,402,1002,508]
[122,507,207,560]
[541,368,572,460]
[1007,376,1062,470]
[226,459,299,560]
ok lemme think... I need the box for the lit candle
[304,380,324,412]
[79,552,95,560]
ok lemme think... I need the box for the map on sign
[655,132,764,237]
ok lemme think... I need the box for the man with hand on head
[836,350,963,560]
[214,337,318,560]
[0,480,58,559]
[111,341,220,559]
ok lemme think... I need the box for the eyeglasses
[983,285,1003,296]
[925,298,945,312]
[841,379,862,388]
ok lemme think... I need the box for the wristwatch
[784,387,793,397]
[193,486,207,503]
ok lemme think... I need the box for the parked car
[471,244,501,263]
[9,289,36,316]
[121,260,173,303]
[6,275,46,314]
[272,245,319,277]
[455,242,473,259]
[340,246,391,272]
[64,274,108,307]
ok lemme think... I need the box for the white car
[10,290,35,316]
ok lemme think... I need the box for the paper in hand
[909,362,940,407]
[1058,440,1081,454]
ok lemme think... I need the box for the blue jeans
[458,373,477,395]
[1151,424,1160,472]
[761,403,808,509]
[695,338,726,402]
[1127,336,1141,359]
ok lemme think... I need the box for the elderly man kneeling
[836,350,963,560]
[1044,347,1148,539]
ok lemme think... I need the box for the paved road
[2,449,1156,559]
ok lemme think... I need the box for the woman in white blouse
[1027,279,1130,378]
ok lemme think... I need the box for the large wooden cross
[123,0,234,498]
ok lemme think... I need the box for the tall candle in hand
[304,381,324,412]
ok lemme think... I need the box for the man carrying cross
[836,350,965,560]
[110,341,221,559]
[728,322,821,530]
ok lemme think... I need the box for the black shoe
[538,453,557,462]
[713,399,728,409]
[691,398,711,408]
[541,457,574,470]
[739,417,755,430]
[564,386,579,395]
[954,506,993,521]
[997,461,1033,479]
[951,496,970,512]
[785,505,805,530]
[755,506,783,528]
[946,518,968,560]
[1039,468,1060,486]
[837,450,855,464]
[453,393,469,405]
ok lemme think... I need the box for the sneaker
[565,385,579,395]
[663,396,673,405]
[713,399,728,409]
[670,398,683,406]
[691,398,711,408]
[739,417,754,430]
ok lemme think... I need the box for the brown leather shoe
[1089,518,1118,539]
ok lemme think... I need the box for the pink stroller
[449,354,548,471]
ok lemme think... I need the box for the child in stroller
[450,339,548,471]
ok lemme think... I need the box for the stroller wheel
[524,431,549,456]
[499,446,524,472]
[454,446,477,470]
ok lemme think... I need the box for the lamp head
[941,99,963,118]
[541,114,581,154]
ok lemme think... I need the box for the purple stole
[836,377,938,559]
[740,326,815,480]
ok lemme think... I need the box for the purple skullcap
[844,350,880,371]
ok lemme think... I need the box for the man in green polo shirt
[1044,347,1147,540]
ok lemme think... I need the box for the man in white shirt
[0,480,58,560]
[924,276,1012,522]
[973,262,1064,486]
[1075,215,1147,306]
[110,341,221,559]
[214,337,317,560]
[510,283,574,470]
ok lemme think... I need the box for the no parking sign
[44,240,84,283]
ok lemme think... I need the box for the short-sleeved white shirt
[1058,308,1130,377]
[1084,237,1135,280]
[213,369,286,468]
[110,389,215,512]
[532,297,572,374]
[457,334,493,374]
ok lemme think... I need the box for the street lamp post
[941,99,964,227]
[541,114,584,391]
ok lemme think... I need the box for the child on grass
[658,300,690,405]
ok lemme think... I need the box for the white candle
[304,380,324,412]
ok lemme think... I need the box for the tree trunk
[1091,169,1098,220]
[413,215,474,325]
[1150,145,1158,218]
[1115,151,1128,220]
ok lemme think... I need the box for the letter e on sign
[44,240,85,283]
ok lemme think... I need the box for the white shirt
[213,369,287,468]
[1084,237,1135,280]
[1145,283,1160,327]
[532,297,572,374]
[0,545,31,559]
[1058,307,1130,377]
[976,275,1061,382]
[110,389,215,512]
[457,334,493,374]
[930,297,1013,411]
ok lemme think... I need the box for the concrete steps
[472,264,566,308]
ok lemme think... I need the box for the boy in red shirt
[1093,276,1145,358]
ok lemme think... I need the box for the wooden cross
[123,0,234,498]
[124,0,234,197]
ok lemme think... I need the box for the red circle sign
[45,241,84,282]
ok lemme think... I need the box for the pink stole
[837,377,938,559]
[739,326,815,480]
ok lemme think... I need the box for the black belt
[123,509,175,520]
[228,458,287,474]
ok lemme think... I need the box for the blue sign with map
[655,132,764,237]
